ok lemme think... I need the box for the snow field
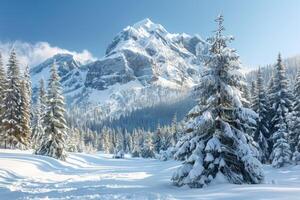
[1,150,300,200]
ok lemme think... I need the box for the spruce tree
[35,62,68,160]
[2,50,28,149]
[0,53,7,147]
[270,54,293,135]
[270,108,291,168]
[141,132,155,158]
[170,113,178,146]
[268,54,293,162]
[241,84,251,108]
[31,79,47,150]
[20,79,31,147]
[290,70,300,162]
[172,15,264,188]
[250,81,256,104]
[252,67,269,163]
[38,78,47,118]
[24,65,32,106]
[267,75,276,121]
[131,129,143,157]
[152,124,162,153]
[102,126,111,153]
[31,95,45,150]
[266,74,276,153]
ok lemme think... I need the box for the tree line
[0,50,71,160]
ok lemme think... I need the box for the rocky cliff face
[31,18,206,120]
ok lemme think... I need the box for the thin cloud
[0,41,97,68]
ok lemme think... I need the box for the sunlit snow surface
[0,150,300,199]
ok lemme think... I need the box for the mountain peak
[131,18,167,35]
[30,53,80,76]
[132,18,154,29]
[52,53,74,59]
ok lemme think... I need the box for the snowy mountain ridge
[30,18,205,120]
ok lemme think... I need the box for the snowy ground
[0,150,300,200]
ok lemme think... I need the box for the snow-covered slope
[1,149,300,200]
[31,19,205,120]
[31,53,87,101]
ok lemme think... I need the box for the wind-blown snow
[1,149,300,200]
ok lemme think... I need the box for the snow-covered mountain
[31,53,87,101]
[31,18,205,120]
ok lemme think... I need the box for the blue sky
[1,0,300,68]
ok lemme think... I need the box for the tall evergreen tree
[152,124,162,153]
[266,75,275,119]
[170,113,179,146]
[270,54,293,134]
[267,54,294,166]
[102,126,112,153]
[290,70,300,162]
[0,52,6,109]
[252,67,269,163]
[172,15,264,188]
[38,78,47,116]
[2,50,28,149]
[265,73,277,154]
[38,78,47,127]
[250,81,256,104]
[24,65,32,105]
[35,62,68,160]
[141,132,155,158]
[20,79,31,147]
[241,84,251,108]
[270,108,291,168]
[31,94,45,150]
[0,53,7,147]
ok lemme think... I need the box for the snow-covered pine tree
[121,128,128,152]
[161,126,174,151]
[270,54,293,136]
[0,53,7,147]
[38,78,47,118]
[252,67,269,163]
[131,129,143,157]
[31,79,47,149]
[141,132,155,158]
[102,126,111,153]
[35,62,68,160]
[270,108,292,168]
[241,84,251,108]
[250,81,256,104]
[2,50,28,149]
[152,124,162,153]
[113,128,126,158]
[31,97,45,150]
[266,75,275,115]
[113,129,125,158]
[170,113,178,146]
[19,79,31,147]
[289,70,300,162]
[172,15,264,188]
[24,65,32,106]
[265,73,277,154]
[125,131,132,153]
